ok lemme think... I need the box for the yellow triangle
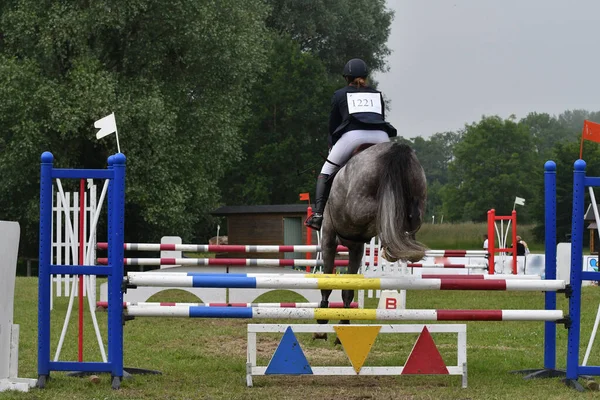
[333,325,381,374]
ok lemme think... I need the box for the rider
[304,58,397,230]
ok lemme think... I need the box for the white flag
[514,196,526,206]
[95,113,117,139]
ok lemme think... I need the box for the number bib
[347,92,382,115]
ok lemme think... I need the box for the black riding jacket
[328,85,397,147]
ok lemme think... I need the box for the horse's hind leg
[313,221,337,341]
[335,243,364,345]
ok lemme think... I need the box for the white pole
[583,303,600,366]
[53,181,80,361]
[588,188,600,239]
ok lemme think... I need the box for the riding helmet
[342,58,368,78]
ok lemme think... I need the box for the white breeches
[321,130,390,175]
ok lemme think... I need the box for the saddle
[351,143,375,156]
[326,143,376,183]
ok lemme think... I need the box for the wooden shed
[211,205,317,258]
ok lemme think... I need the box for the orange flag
[579,120,600,158]
[299,193,310,201]
[583,120,600,143]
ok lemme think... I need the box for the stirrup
[304,213,323,230]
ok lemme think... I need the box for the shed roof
[211,204,309,216]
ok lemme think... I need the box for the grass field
[418,222,541,252]
[3,276,600,400]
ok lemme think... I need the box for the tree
[410,131,461,220]
[265,0,393,75]
[219,35,337,205]
[0,0,269,255]
[220,1,395,206]
[443,116,537,222]
[519,112,573,160]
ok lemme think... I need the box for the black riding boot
[304,173,331,230]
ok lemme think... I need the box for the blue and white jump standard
[37,152,127,390]
[565,159,600,391]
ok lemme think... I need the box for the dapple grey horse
[315,142,428,340]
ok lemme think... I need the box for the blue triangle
[265,326,313,375]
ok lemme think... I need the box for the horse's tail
[376,143,428,262]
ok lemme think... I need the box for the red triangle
[402,327,449,375]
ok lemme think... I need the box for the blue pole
[544,161,557,370]
[107,153,126,381]
[37,152,54,380]
[566,159,586,382]
[106,155,114,372]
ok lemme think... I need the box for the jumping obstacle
[98,257,485,269]
[0,221,37,392]
[97,237,490,310]
[126,305,563,321]
[49,181,110,368]
[96,301,358,308]
[565,159,600,390]
[125,272,565,291]
[487,209,518,274]
[96,242,488,258]
[37,152,126,389]
[246,324,468,388]
[36,153,574,390]
[127,271,539,280]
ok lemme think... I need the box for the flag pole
[113,112,121,154]
[115,127,121,154]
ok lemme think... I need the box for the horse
[315,142,428,341]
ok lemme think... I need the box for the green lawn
[4,277,600,399]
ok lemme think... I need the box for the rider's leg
[305,130,389,230]
[325,130,390,171]
[304,173,331,230]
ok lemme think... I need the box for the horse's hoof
[316,319,328,325]
[312,332,328,341]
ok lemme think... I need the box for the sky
[375,0,600,139]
